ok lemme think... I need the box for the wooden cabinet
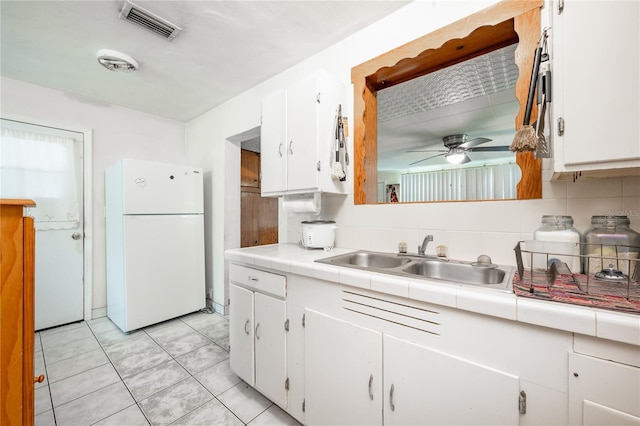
[240,149,278,248]
[304,308,520,426]
[260,70,348,196]
[569,353,640,425]
[229,264,288,408]
[1,199,37,426]
[241,149,261,188]
[551,0,640,179]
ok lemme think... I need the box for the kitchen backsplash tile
[448,201,483,231]
[567,176,622,199]
[480,200,520,232]
[623,176,640,197]
[567,196,623,232]
[481,232,521,265]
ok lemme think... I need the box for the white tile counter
[226,243,640,347]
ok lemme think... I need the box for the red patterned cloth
[513,270,640,314]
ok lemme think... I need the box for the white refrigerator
[105,159,206,332]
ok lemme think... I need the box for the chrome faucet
[418,234,433,256]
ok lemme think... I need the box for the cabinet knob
[34,375,45,384]
[244,319,250,335]
[255,322,261,340]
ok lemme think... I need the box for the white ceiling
[0,0,409,123]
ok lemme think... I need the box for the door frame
[1,114,93,323]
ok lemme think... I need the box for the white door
[286,74,319,193]
[383,334,520,425]
[0,119,84,330]
[569,353,640,425]
[304,309,382,425]
[229,283,255,384]
[254,292,287,408]
[260,89,287,195]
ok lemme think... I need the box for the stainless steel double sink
[316,250,512,290]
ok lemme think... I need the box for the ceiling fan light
[445,150,467,164]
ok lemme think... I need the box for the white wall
[1,77,186,315]
[187,0,640,311]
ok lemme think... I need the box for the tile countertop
[225,243,640,347]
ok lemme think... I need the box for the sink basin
[319,251,411,269]
[316,250,512,290]
[401,260,505,285]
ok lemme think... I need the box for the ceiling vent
[119,0,182,41]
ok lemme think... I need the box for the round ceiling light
[97,49,138,73]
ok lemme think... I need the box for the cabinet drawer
[229,264,286,298]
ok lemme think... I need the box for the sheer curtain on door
[400,162,520,202]
[0,127,79,230]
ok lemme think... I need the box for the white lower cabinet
[304,309,382,425]
[229,265,287,408]
[569,353,640,425]
[304,308,520,425]
[383,334,520,425]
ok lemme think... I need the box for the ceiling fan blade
[409,153,445,165]
[406,149,448,153]
[460,154,471,164]
[459,137,492,149]
[467,146,511,152]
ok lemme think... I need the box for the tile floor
[34,311,300,425]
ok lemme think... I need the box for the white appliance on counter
[105,159,206,332]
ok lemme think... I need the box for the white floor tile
[50,363,120,407]
[217,382,272,424]
[123,359,190,401]
[35,409,56,426]
[138,377,213,425]
[45,348,109,383]
[92,404,150,425]
[172,398,243,426]
[34,386,52,415]
[176,343,229,374]
[248,404,301,425]
[194,359,241,396]
[54,381,135,426]
[180,311,227,330]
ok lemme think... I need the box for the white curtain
[400,162,521,202]
[0,127,79,230]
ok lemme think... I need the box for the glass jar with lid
[533,215,582,272]
[583,215,640,279]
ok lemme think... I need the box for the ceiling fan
[407,133,511,165]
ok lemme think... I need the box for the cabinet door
[553,1,640,172]
[384,334,520,425]
[240,191,259,247]
[261,89,287,195]
[254,292,287,408]
[229,284,255,384]
[304,309,382,425]
[286,75,320,193]
[569,353,640,425]
[241,149,260,188]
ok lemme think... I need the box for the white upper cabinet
[551,0,640,179]
[261,70,349,196]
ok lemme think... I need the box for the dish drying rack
[514,241,640,302]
